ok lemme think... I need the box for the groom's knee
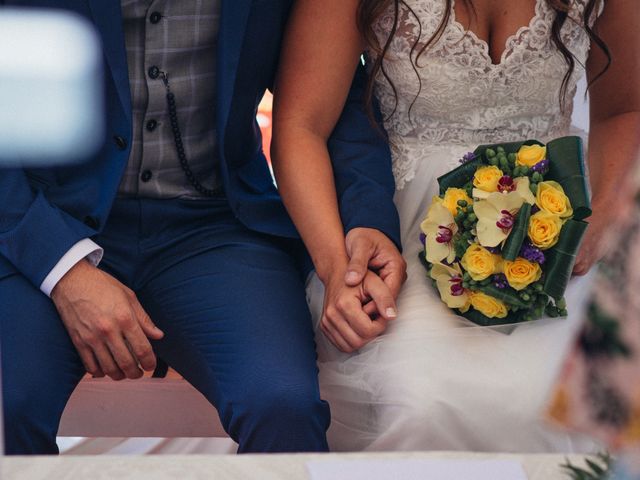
[222,378,330,451]
[254,381,328,425]
[3,383,62,454]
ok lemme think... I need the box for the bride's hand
[320,268,396,353]
[573,228,605,276]
[573,204,629,276]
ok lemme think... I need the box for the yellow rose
[536,181,573,218]
[473,166,503,193]
[516,144,546,167]
[470,291,509,318]
[528,211,563,250]
[442,188,473,216]
[503,257,542,291]
[460,244,501,281]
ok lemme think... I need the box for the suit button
[113,135,127,150]
[148,66,160,79]
[149,11,162,24]
[141,170,153,183]
[84,216,99,229]
[145,119,158,132]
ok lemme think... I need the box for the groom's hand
[345,227,407,315]
[51,260,164,380]
[321,269,393,353]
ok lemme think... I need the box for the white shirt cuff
[40,239,104,297]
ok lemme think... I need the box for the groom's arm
[0,2,165,377]
[0,168,164,378]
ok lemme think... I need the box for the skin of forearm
[587,111,640,212]
[272,126,350,283]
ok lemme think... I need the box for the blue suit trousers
[1,197,330,454]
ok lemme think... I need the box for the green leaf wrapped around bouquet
[546,136,592,221]
[438,157,484,194]
[461,309,524,327]
[477,284,530,309]
[502,203,532,261]
[543,219,589,300]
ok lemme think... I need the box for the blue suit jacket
[0,0,400,289]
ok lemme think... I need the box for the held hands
[320,228,407,353]
[344,228,407,300]
[51,260,164,380]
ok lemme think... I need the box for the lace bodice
[370,0,604,189]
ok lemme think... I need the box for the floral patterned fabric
[548,180,640,461]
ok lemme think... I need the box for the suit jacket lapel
[87,0,132,123]
[217,0,253,152]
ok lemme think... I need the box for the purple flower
[419,232,427,246]
[493,274,508,289]
[532,159,549,174]
[520,241,546,264]
[486,245,501,254]
[460,152,476,164]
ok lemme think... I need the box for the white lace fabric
[370,0,603,189]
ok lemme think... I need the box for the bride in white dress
[272,0,640,452]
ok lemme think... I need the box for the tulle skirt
[307,143,600,452]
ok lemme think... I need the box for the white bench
[59,375,227,438]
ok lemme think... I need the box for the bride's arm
[272,0,401,351]
[575,0,640,275]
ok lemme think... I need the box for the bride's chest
[370,0,593,120]
[451,0,540,65]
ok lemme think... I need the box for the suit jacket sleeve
[327,64,401,250]
[0,169,94,288]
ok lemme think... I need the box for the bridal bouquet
[419,136,591,326]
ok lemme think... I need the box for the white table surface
[3,451,592,480]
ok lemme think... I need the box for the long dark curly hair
[358,0,610,118]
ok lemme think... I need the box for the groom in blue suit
[0,0,401,454]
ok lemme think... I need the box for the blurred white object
[0,8,104,165]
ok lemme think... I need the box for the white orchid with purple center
[473,175,536,204]
[429,262,471,311]
[474,191,529,248]
[420,199,458,264]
